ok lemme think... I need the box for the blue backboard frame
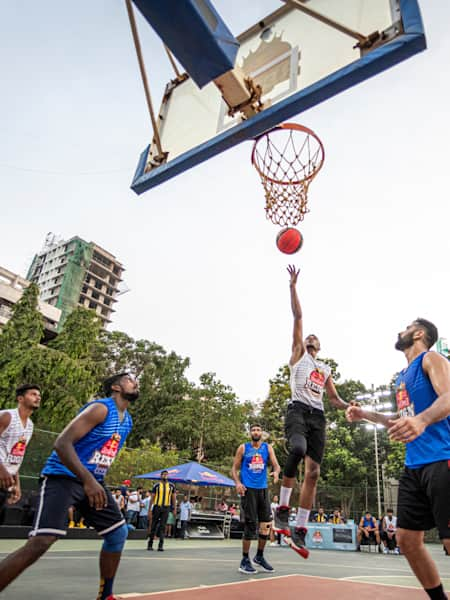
[131,0,426,195]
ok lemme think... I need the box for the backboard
[130,0,425,194]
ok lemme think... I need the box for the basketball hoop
[251,123,325,227]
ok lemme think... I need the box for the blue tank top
[240,442,269,489]
[42,397,133,481]
[395,352,450,469]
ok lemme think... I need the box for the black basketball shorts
[29,475,125,538]
[241,488,272,525]
[397,459,450,539]
[285,402,326,465]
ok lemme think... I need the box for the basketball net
[251,123,325,227]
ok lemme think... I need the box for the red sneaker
[285,527,310,559]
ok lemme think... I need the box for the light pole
[355,390,393,518]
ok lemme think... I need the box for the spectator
[126,488,142,526]
[68,506,85,528]
[112,489,125,516]
[216,498,228,513]
[120,479,131,505]
[165,502,176,538]
[270,495,281,547]
[228,503,237,516]
[357,511,381,549]
[138,491,151,530]
[330,509,344,524]
[313,507,328,523]
[147,470,176,552]
[381,508,399,554]
[179,495,193,539]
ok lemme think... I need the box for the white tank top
[0,408,34,475]
[289,352,331,411]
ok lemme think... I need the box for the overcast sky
[1,1,449,404]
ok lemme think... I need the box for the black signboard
[332,527,353,544]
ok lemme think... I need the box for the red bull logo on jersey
[306,368,326,395]
[88,433,121,476]
[249,452,265,473]
[395,382,415,417]
[7,437,27,465]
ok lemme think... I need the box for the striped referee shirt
[151,481,175,507]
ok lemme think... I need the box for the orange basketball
[276,227,303,254]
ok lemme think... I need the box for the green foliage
[0,298,101,429]
[0,286,406,511]
[0,284,44,407]
[384,441,406,480]
[106,440,181,487]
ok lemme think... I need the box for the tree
[106,440,181,487]
[0,284,44,407]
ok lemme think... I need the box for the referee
[147,470,176,551]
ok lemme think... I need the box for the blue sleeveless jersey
[240,442,269,489]
[395,352,450,469]
[42,397,133,481]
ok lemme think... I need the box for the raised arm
[54,403,109,509]
[287,265,305,365]
[231,444,246,496]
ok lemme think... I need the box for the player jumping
[273,265,349,558]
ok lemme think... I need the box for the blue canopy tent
[134,461,235,487]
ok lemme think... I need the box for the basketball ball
[276,227,303,254]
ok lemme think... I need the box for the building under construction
[27,234,124,330]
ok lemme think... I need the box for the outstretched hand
[346,405,365,422]
[287,265,300,285]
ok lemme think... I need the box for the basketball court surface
[1,538,448,599]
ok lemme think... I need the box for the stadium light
[356,388,393,517]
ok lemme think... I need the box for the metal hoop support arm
[280,0,380,49]
[125,0,166,161]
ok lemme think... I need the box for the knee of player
[243,521,257,540]
[27,534,57,555]
[102,523,128,553]
[258,522,272,540]
[290,442,306,459]
[305,465,320,483]
[396,529,422,554]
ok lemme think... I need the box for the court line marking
[116,572,434,598]
[118,575,299,598]
[4,553,448,578]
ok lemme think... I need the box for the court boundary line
[117,572,426,598]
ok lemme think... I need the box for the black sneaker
[238,557,257,574]
[157,546,164,552]
[273,505,290,535]
[147,544,153,551]
[253,555,275,572]
[285,527,309,559]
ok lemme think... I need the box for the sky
[1,1,449,405]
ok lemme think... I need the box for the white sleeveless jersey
[383,515,397,532]
[289,352,332,411]
[0,409,34,475]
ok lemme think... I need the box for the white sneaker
[394,548,400,554]
[270,542,279,547]
[383,546,388,554]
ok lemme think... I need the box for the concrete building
[27,234,124,330]
[0,266,61,340]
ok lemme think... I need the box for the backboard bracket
[282,0,380,49]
